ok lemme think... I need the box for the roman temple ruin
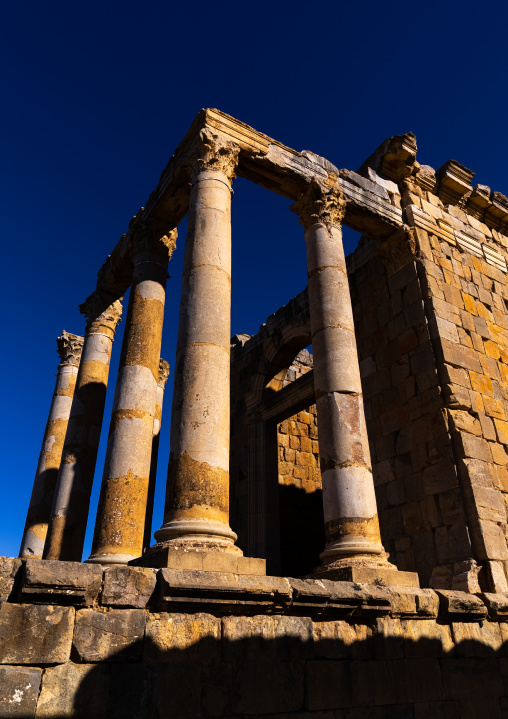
[3,109,508,717]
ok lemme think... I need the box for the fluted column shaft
[143,359,170,554]
[88,228,176,565]
[292,182,385,566]
[19,332,84,558]
[43,294,122,561]
[154,129,241,553]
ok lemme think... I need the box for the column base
[153,519,242,555]
[312,554,420,587]
[133,546,266,575]
[86,553,136,566]
[319,535,385,561]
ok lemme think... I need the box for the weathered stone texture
[101,566,156,608]
[14,110,508,717]
[35,662,109,718]
[0,558,22,603]
[73,609,145,662]
[145,612,220,663]
[0,581,507,717]
[0,665,42,717]
[21,558,102,606]
[0,604,74,664]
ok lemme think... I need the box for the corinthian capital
[290,181,346,230]
[132,220,178,260]
[57,331,84,367]
[79,290,123,332]
[184,128,240,183]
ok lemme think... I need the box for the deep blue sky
[2,1,507,559]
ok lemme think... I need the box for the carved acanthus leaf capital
[132,220,178,261]
[79,290,123,332]
[158,359,170,388]
[184,128,240,183]
[57,331,84,367]
[290,181,346,230]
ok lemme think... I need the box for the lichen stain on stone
[79,360,110,386]
[165,452,229,524]
[320,458,371,473]
[93,472,149,555]
[111,408,153,430]
[29,523,47,541]
[122,287,164,380]
[325,514,381,544]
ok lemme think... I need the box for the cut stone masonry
[10,109,508,716]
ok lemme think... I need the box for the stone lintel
[90,109,406,301]
[312,565,420,588]
[145,108,404,237]
[135,548,266,576]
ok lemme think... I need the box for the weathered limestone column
[43,293,122,561]
[143,359,170,554]
[19,332,84,559]
[291,181,388,572]
[153,128,242,555]
[88,227,176,565]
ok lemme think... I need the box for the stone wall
[411,207,508,594]
[227,169,508,593]
[348,194,508,594]
[278,407,320,495]
[368,164,508,595]
[2,557,508,718]
[348,241,461,589]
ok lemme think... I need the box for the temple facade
[3,110,508,717]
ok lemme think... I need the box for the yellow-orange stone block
[485,340,501,360]
[499,363,508,386]
[469,371,494,396]
[484,396,506,420]
[494,418,508,445]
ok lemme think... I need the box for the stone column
[153,128,242,555]
[19,332,84,559]
[43,293,122,561]
[291,181,387,573]
[143,359,170,554]
[87,227,176,565]
[88,225,177,564]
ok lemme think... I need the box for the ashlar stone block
[73,608,145,662]
[0,665,42,717]
[21,559,102,607]
[452,620,503,656]
[145,612,220,664]
[435,590,487,620]
[0,557,22,603]
[0,603,74,665]
[35,662,109,718]
[475,519,508,560]
[102,566,156,608]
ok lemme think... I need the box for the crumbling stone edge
[1,557,507,622]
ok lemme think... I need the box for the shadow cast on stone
[56,618,508,719]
